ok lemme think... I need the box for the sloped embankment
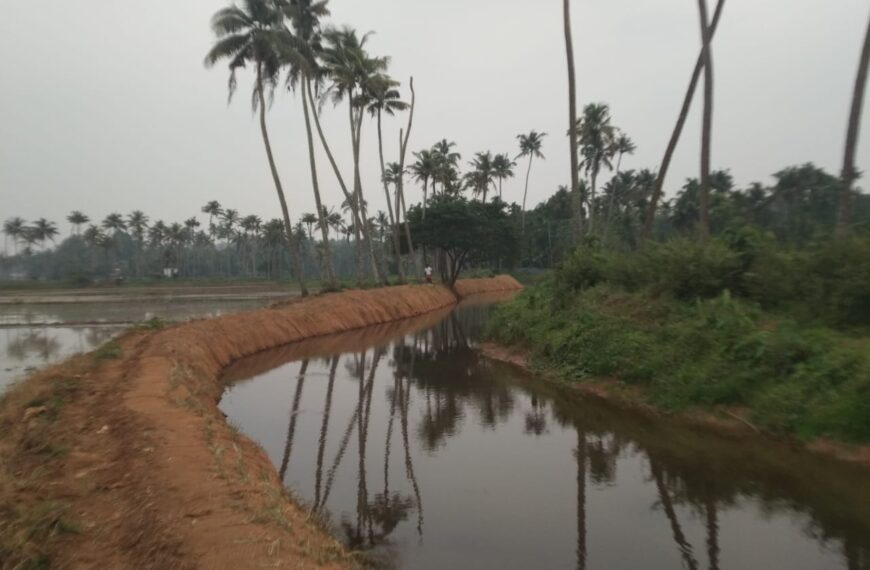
[0,277,521,570]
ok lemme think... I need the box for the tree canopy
[407,196,517,286]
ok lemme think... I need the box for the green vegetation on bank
[488,231,870,443]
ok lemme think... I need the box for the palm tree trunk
[301,82,337,290]
[377,109,406,283]
[651,460,699,570]
[697,0,714,241]
[397,79,422,280]
[305,80,376,284]
[705,498,720,570]
[279,359,308,481]
[423,177,429,220]
[256,64,307,296]
[312,356,338,509]
[399,159,418,279]
[350,99,386,285]
[576,428,587,570]
[565,0,583,242]
[522,154,534,233]
[588,169,598,236]
[836,9,870,238]
[602,154,624,246]
[643,0,726,241]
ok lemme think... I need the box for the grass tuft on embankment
[488,235,870,444]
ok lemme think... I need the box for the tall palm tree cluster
[204,0,425,292]
[2,217,59,256]
[203,0,565,289]
[407,139,520,221]
[0,203,383,282]
[568,103,636,241]
[561,0,870,243]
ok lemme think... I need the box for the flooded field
[0,298,269,394]
[222,299,870,570]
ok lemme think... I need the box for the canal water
[220,296,870,570]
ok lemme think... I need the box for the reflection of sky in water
[0,326,124,393]
[0,299,268,394]
[0,300,266,326]
[222,305,869,570]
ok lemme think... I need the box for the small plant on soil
[92,341,122,360]
[136,317,166,331]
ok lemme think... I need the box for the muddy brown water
[221,297,870,570]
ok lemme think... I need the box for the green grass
[488,280,870,443]
[92,341,122,361]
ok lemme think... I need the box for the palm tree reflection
[270,302,870,567]
[279,359,309,480]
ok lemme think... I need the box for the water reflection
[1,325,125,393]
[0,298,272,394]
[222,300,870,570]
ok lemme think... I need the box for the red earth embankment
[0,277,521,569]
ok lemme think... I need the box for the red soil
[0,277,522,569]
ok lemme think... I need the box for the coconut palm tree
[396,79,421,280]
[127,211,149,243]
[836,8,870,238]
[411,149,438,220]
[221,208,240,237]
[431,139,461,196]
[602,133,636,244]
[516,131,547,232]
[564,0,582,241]
[696,0,715,240]
[303,61,372,285]
[148,220,167,248]
[321,25,388,285]
[128,210,150,277]
[643,0,727,241]
[575,103,616,235]
[279,0,339,289]
[67,211,89,236]
[204,0,308,295]
[301,212,319,241]
[492,153,516,201]
[202,201,223,237]
[83,225,106,248]
[102,213,127,234]
[367,73,409,281]
[3,217,25,256]
[465,152,495,203]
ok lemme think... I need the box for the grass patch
[0,499,80,569]
[489,279,870,443]
[135,317,166,331]
[92,341,122,361]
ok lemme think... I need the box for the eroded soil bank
[0,277,521,569]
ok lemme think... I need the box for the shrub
[642,239,743,299]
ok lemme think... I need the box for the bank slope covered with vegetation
[489,233,870,444]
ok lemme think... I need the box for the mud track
[0,277,521,569]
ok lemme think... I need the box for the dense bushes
[555,234,870,327]
[489,235,870,443]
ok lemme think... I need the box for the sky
[1,0,869,237]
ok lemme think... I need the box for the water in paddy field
[0,299,267,394]
[221,296,870,570]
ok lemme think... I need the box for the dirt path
[0,277,522,569]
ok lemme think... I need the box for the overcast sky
[1,0,868,236]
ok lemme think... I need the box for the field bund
[0,277,521,569]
